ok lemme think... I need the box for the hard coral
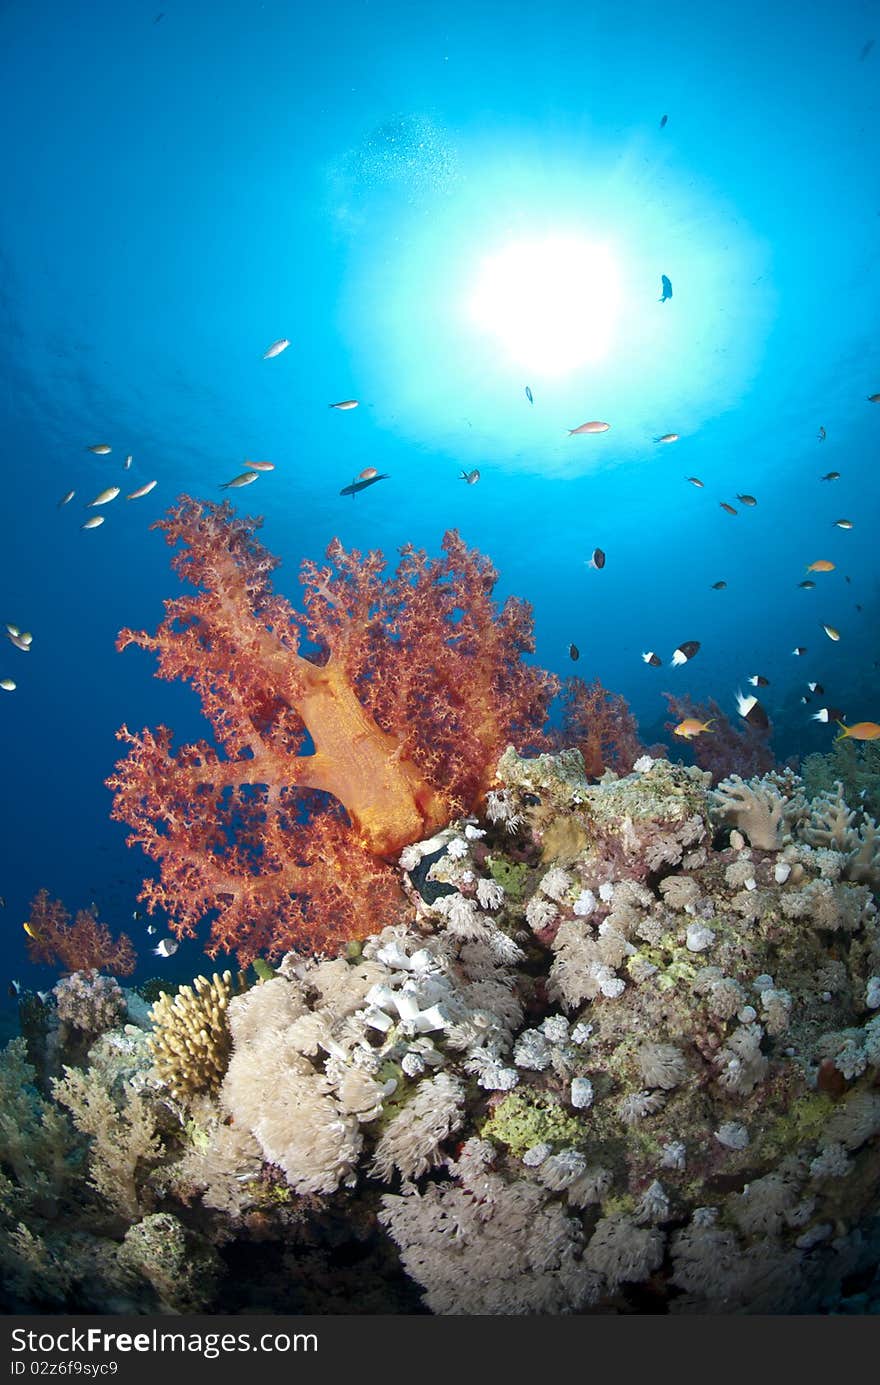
[148,972,245,1104]
[24,891,136,976]
[107,499,557,964]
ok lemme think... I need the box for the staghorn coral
[107,499,557,963]
[24,890,135,975]
[148,971,244,1103]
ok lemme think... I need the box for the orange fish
[245,460,276,472]
[806,560,835,572]
[835,721,880,741]
[568,421,610,435]
[358,467,379,481]
[673,717,714,740]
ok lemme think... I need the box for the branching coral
[107,499,558,962]
[711,774,787,850]
[52,1065,163,1221]
[148,972,245,1103]
[558,675,655,778]
[664,693,776,783]
[24,890,135,975]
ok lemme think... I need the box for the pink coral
[25,890,136,975]
[663,692,776,784]
[107,498,558,963]
[559,676,658,778]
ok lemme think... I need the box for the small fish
[822,624,841,641]
[220,471,259,490]
[856,603,863,612]
[818,427,826,442]
[568,643,579,661]
[146,924,157,936]
[339,473,390,497]
[262,338,290,359]
[820,472,840,481]
[735,690,769,730]
[800,695,811,705]
[57,489,75,507]
[812,707,845,724]
[5,625,19,637]
[868,393,880,403]
[124,455,133,470]
[81,515,105,530]
[132,909,143,921]
[6,633,30,651]
[0,678,15,691]
[568,421,610,435]
[674,717,714,740]
[836,721,880,741]
[0,895,4,906]
[710,581,727,590]
[832,519,853,529]
[23,922,38,939]
[736,494,757,506]
[459,469,480,485]
[807,682,824,694]
[654,433,679,444]
[806,560,835,572]
[525,386,534,404]
[792,646,807,656]
[19,632,31,646]
[671,640,700,666]
[798,580,816,589]
[358,467,379,481]
[720,502,737,515]
[860,39,875,60]
[87,486,120,507]
[642,651,661,667]
[747,675,769,687]
[658,274,672,302]
[587,548,606,570]
[659,114,668,128]
[87,444,111,455]
[686,476,704,488]
[845,575,852,583]
[245,460,275,471]
[127,480,158,499]
[8,980,21,998]
[153,938,179,958]
[329,400,359,410]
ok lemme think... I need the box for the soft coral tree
[107,498,558,963]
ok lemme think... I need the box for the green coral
[481,1090,583,1157]
[487,858,529,900]
[802,741,880,819]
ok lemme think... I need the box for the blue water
[1,0,878,995]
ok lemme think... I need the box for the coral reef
[147,972,244,1103]
[107,500,557,962]
[558,675,659,778]
[3,749,879,1314]
[24,890,136,975]
[803,740,880,820]
[664,692,776,783]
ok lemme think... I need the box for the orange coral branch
[25,889,136,975]
[107,499,557,962]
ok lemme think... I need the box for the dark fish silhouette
[860,38,874,60]
[659,114,668,128]
[525,385,534,404]
[658,274,672,302]
[339,473,389,497]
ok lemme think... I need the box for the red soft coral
[663,691,777,783]
[107,498,558,963]
[25,889,136,975]
[558,675,657,778]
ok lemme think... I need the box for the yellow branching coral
[148,972,245,1102]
